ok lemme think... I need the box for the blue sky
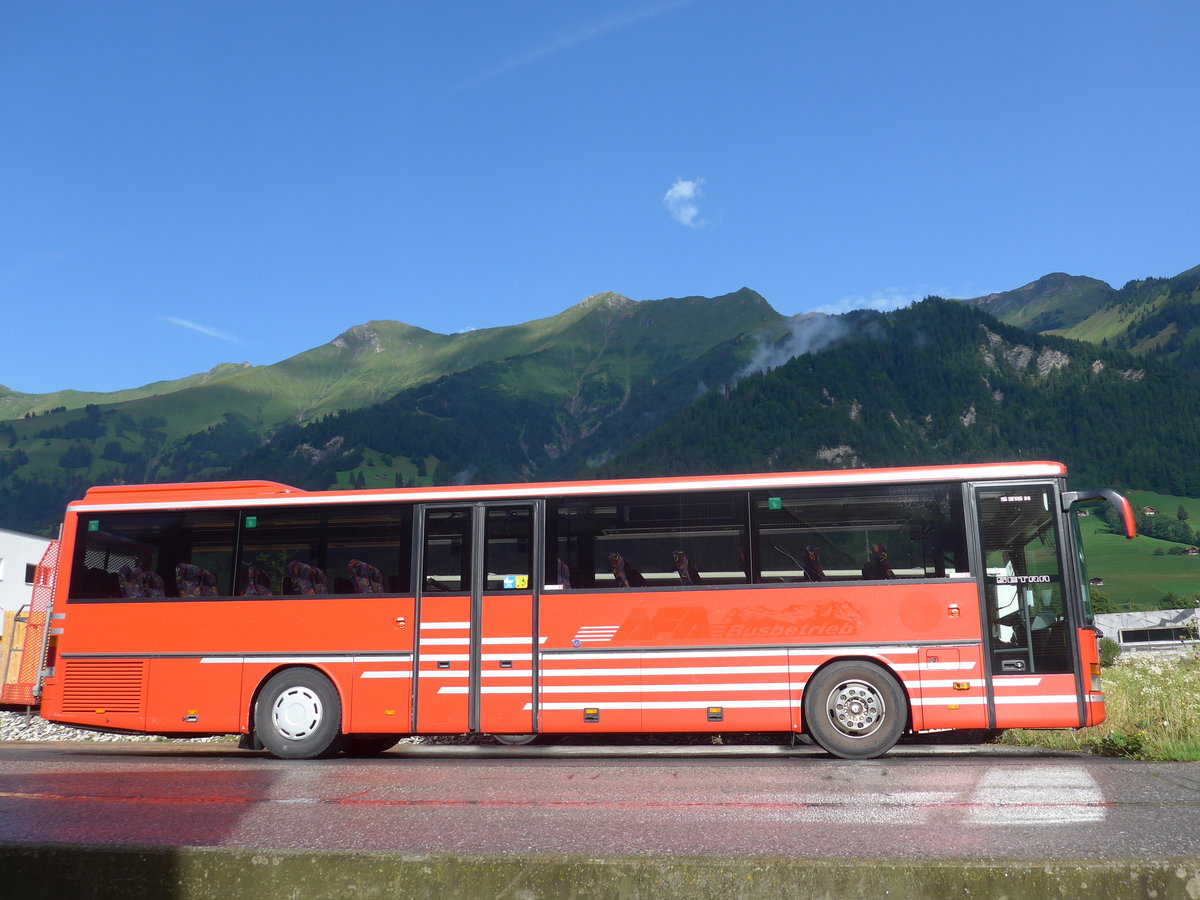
[3,1,1198,394]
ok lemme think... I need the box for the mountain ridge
[5,271,1200,536]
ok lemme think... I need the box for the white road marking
[967,766,1105,824]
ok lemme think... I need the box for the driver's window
[977,487,1071,674]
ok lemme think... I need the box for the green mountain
[0,289,784,532]
[963,272,1116,333]
[600,298,1200,498]
[959,265,1200,366]
[8,273,1200,540]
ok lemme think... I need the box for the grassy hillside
[0,362,255,420]
[961,273,1115,333]
[0,289,786,533]
[960,265,1200,369]
[1078,512,1200,610]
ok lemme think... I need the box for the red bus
[11,460,1135,759]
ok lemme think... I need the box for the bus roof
[67,461,1069,513]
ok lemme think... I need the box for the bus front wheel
[803,661,905,759]
[254,668,345,759]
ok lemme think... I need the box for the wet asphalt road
[2,741,1198,859]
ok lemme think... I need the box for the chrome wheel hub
[826,679,884,738]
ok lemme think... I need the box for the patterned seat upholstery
[283,560,327,595]
[607,552,645,588]
[239,565,273,596]
[348,559,384,593]
[802,546,828,582]
[175,562,218,597]
[117,565,166,599]
[672,550,701,585]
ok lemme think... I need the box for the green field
[1078,490,1200,611]
[332,450,438,491]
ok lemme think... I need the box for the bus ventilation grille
[60,660,147,714]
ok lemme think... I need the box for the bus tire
[254,668,345,760]
[492,733,537,745]
[803,660,905,759]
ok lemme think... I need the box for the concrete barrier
[3,845,1199,899]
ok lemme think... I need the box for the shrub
[1099,637,1122,668]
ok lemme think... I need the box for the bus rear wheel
[254,668,345,759]
[803,661,905,759]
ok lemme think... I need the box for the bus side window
[751,484,970,583]
[547,492,750,590]
[240,504,413,597]
[69,510,237,600]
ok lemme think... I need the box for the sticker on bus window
[88,520,100,532]
[502,575,529,590]
[768,497,782,510]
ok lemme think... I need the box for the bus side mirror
[1062,489,1137,540]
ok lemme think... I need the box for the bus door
[974,484,1084,728]
[413,502,539,735]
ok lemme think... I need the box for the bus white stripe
[529,700,798,711]
[544,649,791,661]
[542,665,793,677]
[441,682,793,695]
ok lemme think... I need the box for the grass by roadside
[998,650,1200,760]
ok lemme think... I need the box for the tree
[1178,505,1190,522]
[1090,589,1117,614]
[58,444,93,469]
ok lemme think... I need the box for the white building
[1095,608,1200,655]
[0,527,53,616]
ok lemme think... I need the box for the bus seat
[862,544,896,580]
[239,565,273,596]
[672,550,701,585]
[608,552,645,588]
[802,546,828,582]
[118,565,165,599]
[283,561,327,595]
[175,562,218,597]
[348,559,384,593]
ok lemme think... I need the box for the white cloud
[452,0,698,94]
[664,177,706,227]
[162,317,240,343]
[733,314,851,383]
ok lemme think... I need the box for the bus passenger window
[241,504,413,597]
[68,510,237,600]
[546,491,750,589]
[751,484,969,583]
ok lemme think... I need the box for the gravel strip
[0,710,228,743]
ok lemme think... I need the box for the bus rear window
[70,510,237,599]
